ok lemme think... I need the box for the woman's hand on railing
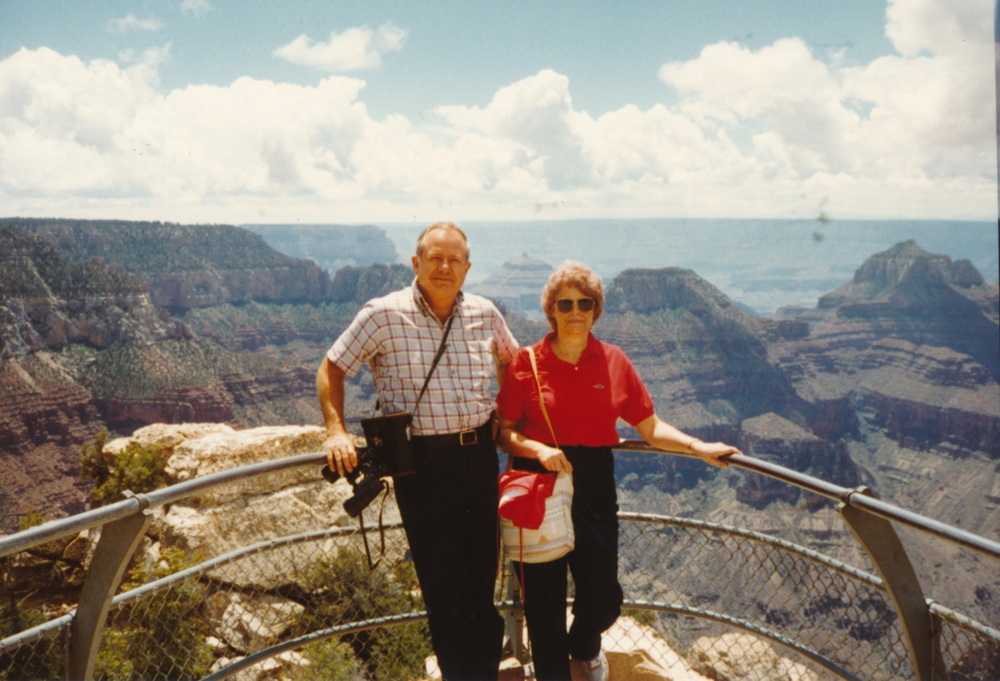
[689,440,740,468]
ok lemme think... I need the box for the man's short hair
[415,222,470,260]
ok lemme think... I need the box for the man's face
[411,229,471,305]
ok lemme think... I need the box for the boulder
[105,423,357,589]
[689,632,819,681]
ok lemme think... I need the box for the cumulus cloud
[0,0,993,223]
[652,0,995,218]
[107,13,163,33]
[180,0,213,20]
[885,0,991,57]
[273,23,407,72]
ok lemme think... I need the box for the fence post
[66,502,151,681]
[503,568,528,664]
[839,488,945,681]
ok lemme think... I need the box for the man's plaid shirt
[327,281,519,435]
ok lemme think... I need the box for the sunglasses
[555,298,596,313]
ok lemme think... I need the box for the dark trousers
[393,438,503,681]
[512,447,623,681]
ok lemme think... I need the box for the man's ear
[411,254,419,272]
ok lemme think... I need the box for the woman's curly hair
[540,260,604,331]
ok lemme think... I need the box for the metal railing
[2,444,998,680]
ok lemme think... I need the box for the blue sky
[0,0,994,224]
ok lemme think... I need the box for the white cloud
[0,1,993,224]
[651,0,995,219]
[273,23,407,72]
[180,0,213,20]
[885,0,991,58]
[107,13,164,34]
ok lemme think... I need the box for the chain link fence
[4,510,999,680]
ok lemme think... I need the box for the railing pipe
[843,490,1000,557]
[839,489,943,681]
[201,612,429,681]
[141,451,326,508]
[616,442,1000,560]
[625,600,865,681]
[0,498,143,559]
[3,443,998,681]
[0,452,328,559]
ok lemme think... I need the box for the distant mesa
[471,252,554,319]
[242,223,399,272]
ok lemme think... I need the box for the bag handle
[527,346,558,449]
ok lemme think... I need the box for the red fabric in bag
[498,470,556,530]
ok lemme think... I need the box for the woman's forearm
[498,426,546,459]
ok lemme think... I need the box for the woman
[496,261,739,681]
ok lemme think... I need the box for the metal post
[504,568,528,663]
[66,507,151,681]
[839,488,945,681]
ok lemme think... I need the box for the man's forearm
[316,357,349,436]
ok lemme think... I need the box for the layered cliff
[772,240,999,456]
[2,220,997,542]
[9,218,335,311]
[1,225,192,523]
[0,225,319,530]
[601,268,813,436]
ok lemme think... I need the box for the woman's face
[551,285,596,337]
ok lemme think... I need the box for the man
[317,222,518,681]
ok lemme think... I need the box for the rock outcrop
[772,240,999,456]
[0,225,322,530]
[730,413,862,510]
[103,423,352,574]
[602,267,812,436]
[11,218,336,311]
[470,253,554,319]
[330,262,415,304]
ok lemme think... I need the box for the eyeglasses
[555,298,596,313]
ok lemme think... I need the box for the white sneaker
[580,650,608,681]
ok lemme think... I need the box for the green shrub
[301,548,431,680]
[79,432,171,508]
[17,510,44,532]
[623,607,658,627]
[0,593,63,681]
[299,639,365,681]
[94,548,213,681]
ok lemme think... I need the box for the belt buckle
[458,429,478,446]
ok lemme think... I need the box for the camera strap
[361,313,455,569]
[358,479,390,570]
[374,312,455,416]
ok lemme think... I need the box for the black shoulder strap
[374,312,455,416]
[413,313,455,413]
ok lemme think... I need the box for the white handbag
[500,470,574,563]
[499,346,575,563]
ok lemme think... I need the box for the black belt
[413,420,492,450]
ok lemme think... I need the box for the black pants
[512,447,623,681]
[393,438,503,681]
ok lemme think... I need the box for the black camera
[321,448,392,517]
[321,412,416,517]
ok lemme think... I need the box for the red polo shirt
[496,332,655,447]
